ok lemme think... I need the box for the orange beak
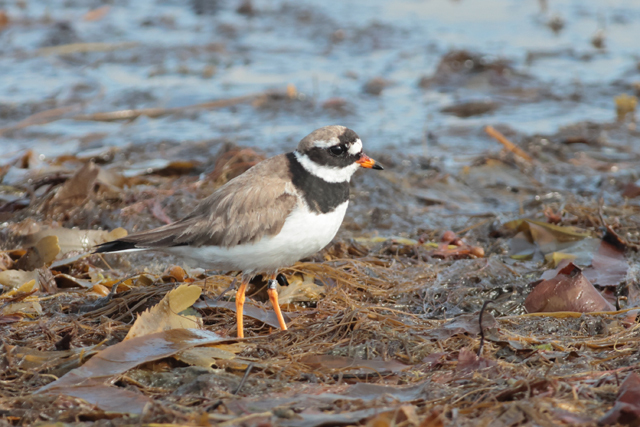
[356,153,383,170]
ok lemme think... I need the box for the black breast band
[286,152,350,214]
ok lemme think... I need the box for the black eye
[329,144,346,156]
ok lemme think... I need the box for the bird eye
[329,144,346,156]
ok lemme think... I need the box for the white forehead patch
[312,138,340,148]
[348,139,362,155]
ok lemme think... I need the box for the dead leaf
[506,219,595,263]
[13,235,60,270]
[42,380,151,415]
[583,240,629,287]
[0,269,38,289]
[6,343,102,377]
[50,161,100,209]
[0,314,22,324]
[279,407,396,427]
[25,227,127,256]
[37,329,226,392]
[344,382,428,402]
[0,252,13,271]
[424,313,498,340]
[90,283,110,296]
[278,273,325,304]
[162,265,187,282]
[53,273,93,289]
[456,347,497,372]
[599,372,640,426]
[525,263,615,313]
[442,100,498,118]
[0,11,9,28]
[420,408,445,427]
[83,5,110,21]
[622,181,640,199]
[492,404,527,427]
[174,345,242,368]
[147,160,201,176]
[0,300,42,316]
[125,284,202,340]
[300,355,410,376]
[0,279,37,299]
[0,279,42,316]
[365,405,419,427]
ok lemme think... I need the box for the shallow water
[1,0,638,165]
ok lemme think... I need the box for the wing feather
[96,155,298,252]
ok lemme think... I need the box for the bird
[95,125,383,338]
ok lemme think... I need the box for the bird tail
[94,239,140,254]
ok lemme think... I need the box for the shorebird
[95,125,382,337]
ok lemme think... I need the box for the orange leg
[267,274,288,331]
[235,278,249,338]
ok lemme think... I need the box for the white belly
[167,201,348,274]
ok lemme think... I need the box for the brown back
[120,154,298,249]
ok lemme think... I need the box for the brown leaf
[583,240,629,287]
[162,265,186,282]
[599,372,640,426]
[41,380,151,415]
[13,235,60,270]
[0,10,9,28]
[346,382,428,402]
[277,273,325,304]
[300,354,410,376]
[525,263,615,313]
[0,314,22,324]
[125,284,202,340]
[424,313,498,340]
[420,408,445,427]
[622,182,640,199]
[281,407,396,427]
[506,219,593,261]
[456,347,497,372]
[37,329,226,392]
[0,279,41,316]
[5,343,102,380]
[50,161,99,208]
[365,405,419,427]
[0,269,38,289]
[174,346,235,367]
[52,272,91,289]
[83,6,110,21]
[442,100,498,118]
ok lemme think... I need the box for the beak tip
[372,163,384,170]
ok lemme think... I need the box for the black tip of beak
[372,163,384,170]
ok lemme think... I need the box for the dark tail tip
[94,240,137,254]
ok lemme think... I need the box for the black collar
[286,152,350,214]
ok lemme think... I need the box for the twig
[36,42,138,56]
[0,88,288,135]
[72,89,285,122]
[485,125,533,162]
[216,411,272,427]
[234,362,254,395]
[477,300,492,356]
[0,104,85,137]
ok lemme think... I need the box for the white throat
[294,151,359,183]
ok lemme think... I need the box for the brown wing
[107,155,298,250]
